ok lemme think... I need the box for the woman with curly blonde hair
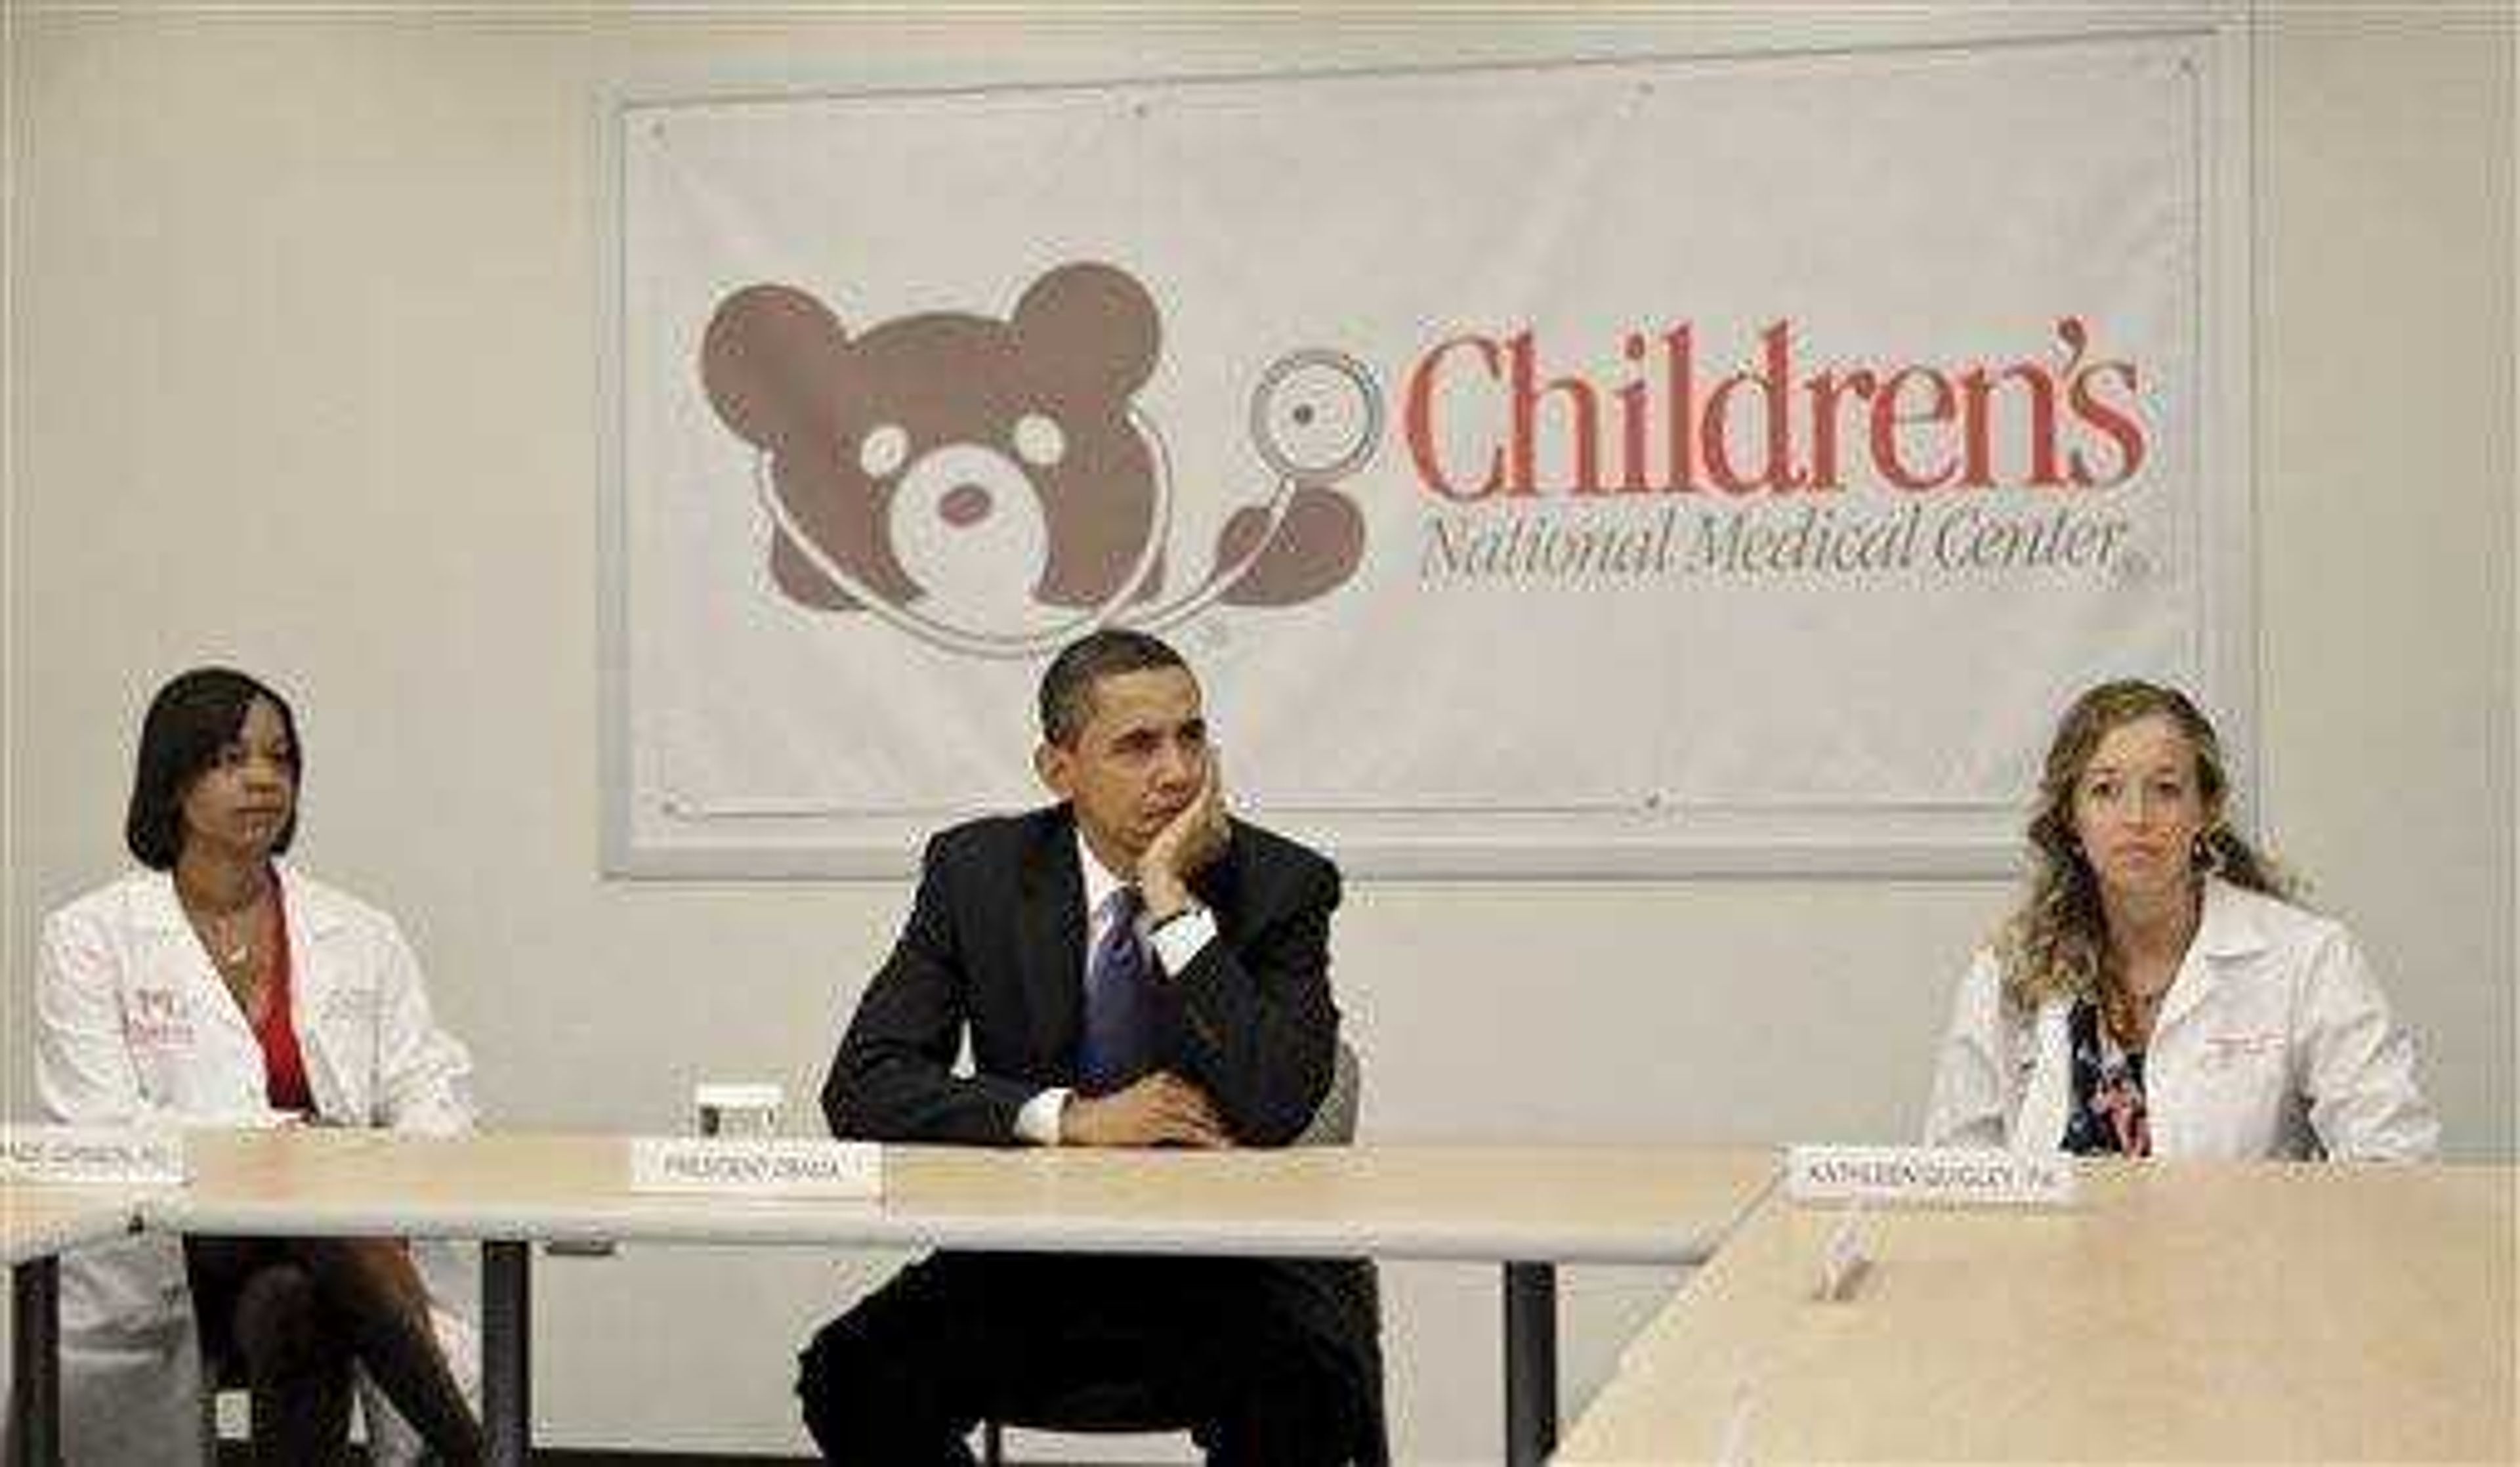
[1925,679,2437,1159]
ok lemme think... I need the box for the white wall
[3,6,2509,1460]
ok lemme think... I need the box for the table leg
[1503,1260,1557,1467]
[9,1258,59,1467]
[482,1241,531,1467]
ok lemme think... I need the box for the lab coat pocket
[2198,1029,2285,1073]
[2182,1029,2288,1152]
[304,983,382,1118]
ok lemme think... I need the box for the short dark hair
[1038,629,1188,746]
[124,667,303,870]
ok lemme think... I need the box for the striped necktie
[1078,886,1154,1093]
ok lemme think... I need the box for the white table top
[0,1184,144,1265]
[146,1130,1780,1264]
[1556,1159,2519,1464]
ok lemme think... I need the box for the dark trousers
[185,1235,482,1466]
[797,1251,1379,1466]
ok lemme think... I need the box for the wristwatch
[1138,901,1205,941]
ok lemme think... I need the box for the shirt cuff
[1015,1088,1070,1145]
[1143,903,1218,977]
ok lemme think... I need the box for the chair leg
[982,1418,1004,1466]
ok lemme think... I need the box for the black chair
[977,1040,1363,1466]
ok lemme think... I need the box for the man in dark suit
[797,629,1385,1465]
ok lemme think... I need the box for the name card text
[628,1139,882,1199]
[1786,1145,2076,1208]
[0,1126,188,1185]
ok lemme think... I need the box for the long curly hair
[1995,680,2290,1020]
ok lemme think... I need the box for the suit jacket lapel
[1016,807,1087,1076]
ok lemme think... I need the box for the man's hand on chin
[1138,752,1228,920]
[1060,1071,1234,1148]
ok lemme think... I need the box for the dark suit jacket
[828,803,1340,1145]
[823,803,1384,1458]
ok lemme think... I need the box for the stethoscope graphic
[751,348,1381,660]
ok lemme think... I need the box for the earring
[2193,828,2224,874]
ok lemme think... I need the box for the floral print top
[2062,999,2151,1157]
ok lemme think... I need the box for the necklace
[180,878,268,974]
[2103,969,2175,1048]
[207,910,254,969]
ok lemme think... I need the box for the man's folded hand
[1060,1071,1233,1148]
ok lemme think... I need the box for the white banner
[605,30,2244,876]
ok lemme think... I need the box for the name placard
[627,1139,882,1199]
[0,1125,188,1185]
[1786,1145,2076,1208]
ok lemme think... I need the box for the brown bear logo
[699,261,1366,649]
[702,261,1164,620]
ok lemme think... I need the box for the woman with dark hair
[35,667,484,1465]
[1925,679,2438,1160]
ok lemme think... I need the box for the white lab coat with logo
[1924,877,2439,1160]
[32,864,480,1466]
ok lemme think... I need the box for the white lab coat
[32,864,481,1466]
[1924,876,2439,1161]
